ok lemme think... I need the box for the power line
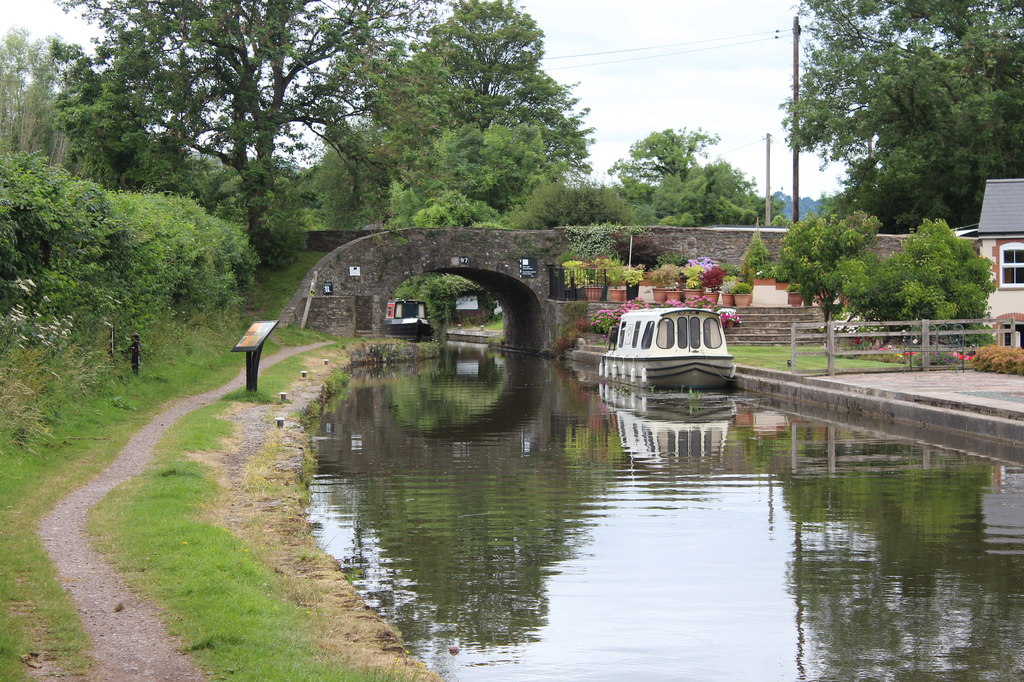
[719,136,767,156]
[544,36,786,71]
[544,29,789,61]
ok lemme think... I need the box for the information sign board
[232,321,278,352]
[519,257,538,278]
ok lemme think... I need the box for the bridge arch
[280,228,565,352]
[280,226,901,353]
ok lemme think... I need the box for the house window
[1001,243,1024,287]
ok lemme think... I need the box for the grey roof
[979,179,1024,235]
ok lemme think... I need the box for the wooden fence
[789,318,1016,375]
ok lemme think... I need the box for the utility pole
[792,16,801,222]
[765,133,772,225]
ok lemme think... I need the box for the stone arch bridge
[280,227,567,351]
[279,226,902,353]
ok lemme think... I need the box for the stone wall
[284,226,908,353]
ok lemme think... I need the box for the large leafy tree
[610,128,767,225]
[414,0,592,170]
[0,29,68,163]
[58,0,438,263]
[841,220,994,321]
[609,128,718,205]
[792,1,1024,232]
[778,212,880,322]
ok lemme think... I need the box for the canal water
[309,345,1024,681]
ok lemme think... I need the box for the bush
[0,154,255,338]
[970,345,1024,375]
[509,180,636,230]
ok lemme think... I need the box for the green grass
[89,369,385,681]
[731,345,905,372]
[0,330,249,678]
[248,252,328,319]
[0,256,344,680]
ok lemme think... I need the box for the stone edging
[735,365,1024,448]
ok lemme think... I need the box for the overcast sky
[1,0,843,199]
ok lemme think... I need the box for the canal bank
[570,339,1024,459]
[736,366,1024,456]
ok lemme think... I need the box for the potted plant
[719,277,738,306]
[616,266,645,301]
[719,309,742,328]
[700,265,726,305]
[786,283,804,307]
[732,282,753,307]
[562,259,602,300]
[648,263,682,303]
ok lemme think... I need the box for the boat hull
[383,319,433,341]
[600,354,735,389]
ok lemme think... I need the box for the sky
[0,0,844,199]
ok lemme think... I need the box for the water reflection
[310,347,1024,680]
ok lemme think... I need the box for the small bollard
[323,358,329,365]
[301,370,308,379]
[275,416,285,428]
[279,392,287,402]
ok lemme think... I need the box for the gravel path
[35,343,330,681]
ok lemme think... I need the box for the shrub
[509,180,636,230]
[971,346,1024,375]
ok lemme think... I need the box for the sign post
[232,321,278,392]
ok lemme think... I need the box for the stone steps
[726,305,824,345]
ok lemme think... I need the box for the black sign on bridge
[519,257,538,278]
[232,321,278,392]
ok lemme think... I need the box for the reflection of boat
[600,307,735,389]
[598,383,733,458]
[384,299,432,341]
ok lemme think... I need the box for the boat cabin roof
[610,307,729,356]
[619,307,721,322]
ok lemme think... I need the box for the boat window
[631,321,641,348]
[676,318,687,349]
[704,318,723,349]
[689,316,701,350]
[640,321,655,349]
[401,301,419,318]
[617,323,627,348]
[656,319,675,349]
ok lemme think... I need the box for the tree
[792,1,1024,232]
[609,128,717,205]
[414,0,592,170]
[610,128,766,225]
[842,220,994,321]
[57,0,439,263]
[0,29,68,163]
[651,161,762,226]
[778,212,880,322]
[509,179,636,230]
[387,123,550,227]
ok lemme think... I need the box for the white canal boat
[600,307,735,389]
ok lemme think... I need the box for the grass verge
[88,347,435,681]
[730,345,911,373]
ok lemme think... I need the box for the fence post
[827,320,836,376]
[922,319,931,369]
[790,323,797,374]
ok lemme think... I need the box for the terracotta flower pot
[788,291,804,306]
[652,287,675,303]
[720,293,735,306]
[584,285,603,301]
[609,287,627,302]
[733,293,753,307]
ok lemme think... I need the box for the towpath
[35,342,330,681]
